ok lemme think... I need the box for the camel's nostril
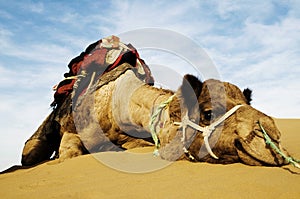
[234,139,243,150]
[258,118,281,141]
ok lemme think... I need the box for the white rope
[175,105,243,159]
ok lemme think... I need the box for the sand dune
[0,119,299,199]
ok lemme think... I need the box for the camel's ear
[243,88,252,105]
[179,74,203,111]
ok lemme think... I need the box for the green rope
[149,94,175,155]
[258,121,300,169]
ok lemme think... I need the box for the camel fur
[22,63,289,167]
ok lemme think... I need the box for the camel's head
[175,74,287,166]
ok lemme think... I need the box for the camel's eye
[203,110,214,121]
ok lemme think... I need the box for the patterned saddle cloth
[51,35,154,107]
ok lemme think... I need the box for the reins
[258,121,300,169]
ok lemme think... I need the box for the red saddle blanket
[51,35,154,107]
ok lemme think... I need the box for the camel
[22,63,295,167]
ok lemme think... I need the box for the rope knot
[202,126,215,137]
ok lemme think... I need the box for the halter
[174,104,243,160]
[149,94,243,160]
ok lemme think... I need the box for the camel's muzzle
[234,134,286,166]
[234,106,288,166]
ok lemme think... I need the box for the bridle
[174,104,243,160]
[149,94,243,160]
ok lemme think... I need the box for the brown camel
[22,63,293,167]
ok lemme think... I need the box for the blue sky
[0,0,299,171]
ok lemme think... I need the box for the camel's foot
[58,132,85,162]
[21,138,54,166]
[122,138,154,149]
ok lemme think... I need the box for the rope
[175,105,244,160]
[64,74,86,80]
[86,71,96,92]
[52,74,87,91]
[149,94,176,155]
[258,121,300,169]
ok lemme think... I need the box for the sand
[0,119,299,199]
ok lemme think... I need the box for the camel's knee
[59,132,85,162]
[21,138,54,166]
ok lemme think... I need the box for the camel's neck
[129,85,174,130]
[112,70,175,133]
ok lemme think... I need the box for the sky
[0,0,299,171]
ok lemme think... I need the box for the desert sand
[0,119,299,199]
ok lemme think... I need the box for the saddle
[51,35,154,107]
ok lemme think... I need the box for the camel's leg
[21,116,61,166]
[122,137,154,149]
[22,138,56,166]
[58,132,86,162]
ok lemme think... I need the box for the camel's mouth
[234,130,286,166]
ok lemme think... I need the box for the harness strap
[175,105,243,160]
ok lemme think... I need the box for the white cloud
[0,10,12,19]
[103,0,210,36]
[0,28,12,45]
[0,91,52,170]
[201,8,300,118]
[27,2,44,14]
[0,64,59,171]
[216,0,241,19]
[250,79,300,118]
[1,41,74,64]
[48,12,80,25]
[244,17,300,52]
